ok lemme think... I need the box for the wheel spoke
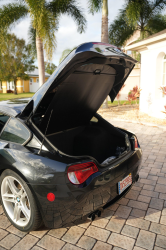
[17,188,23,196]
[21,191,26,199]
[2,192,15,203]
[21,204,30,220]
[7,178,18,195]
[13,204,21,222]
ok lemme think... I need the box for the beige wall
[2,81,7,93]
[115,64,140,101]
[1,76,49,93]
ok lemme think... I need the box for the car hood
[21,42,137,134]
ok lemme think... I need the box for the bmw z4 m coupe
[0,42,142,232]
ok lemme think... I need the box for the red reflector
[134,136,138,148]
[67,162,98,185]
[47,193,55,202]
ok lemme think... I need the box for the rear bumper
[33,149,142,228]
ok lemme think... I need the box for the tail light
[67,162,98,185]
[134,136,139,149]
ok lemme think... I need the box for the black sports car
[0,42,142,232]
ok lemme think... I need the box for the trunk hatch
[20,42,137,135]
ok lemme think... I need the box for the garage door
[29,78,40,93]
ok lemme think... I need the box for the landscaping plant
[160,86,166,115]
[127,85,141,104]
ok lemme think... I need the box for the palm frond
[147,13,166,33]
[40,10,58,60]
[47,0,87,33]
[25,0,58,61]
[88,0,103,15]
[28,24,37,58]
[59,47,76,63]
[151,0,166,14]
[0,3,28,30]
[109,10,136,47]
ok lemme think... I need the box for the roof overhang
[125,30,166,52]
[28,74,50,77]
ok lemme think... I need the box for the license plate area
[118,173,132,195]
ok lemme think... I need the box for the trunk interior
[46,117,128,165]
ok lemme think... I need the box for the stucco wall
[139,40,166,118]
[1,76,49,93]
[115,65,140,101]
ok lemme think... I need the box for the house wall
[29,76,49,93]
[24,80,30,93]
[139,40,166,118]
[1,76,49,93]
[115,65,140,101]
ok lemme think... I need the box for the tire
[0,169,42,232]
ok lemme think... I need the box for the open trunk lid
[20,42,137,134]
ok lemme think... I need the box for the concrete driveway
[0,120,165,250]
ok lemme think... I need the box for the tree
[0,55,5,90]
[0,0,86,87]
[59,47,76,63]
[88,0,109,108]
[0,29,9,89]
[88,0,108,43]
[1,34,35,94]
[109,0,166,47]
[45,62,57,75]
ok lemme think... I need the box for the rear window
[0,113,9,133]
[0,118,30,144]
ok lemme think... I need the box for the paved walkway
[0,120,166,250]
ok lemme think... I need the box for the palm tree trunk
[36,35,45,87]
[101,0,109,108]
[101,0,108,43]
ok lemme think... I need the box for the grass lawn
[0,93,34,101]
[0,93,139,106]
[108,100,139,106]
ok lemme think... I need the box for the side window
[0,113,9,133]
[0,118,30,144]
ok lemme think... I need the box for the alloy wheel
[1,176,31,227]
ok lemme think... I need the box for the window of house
[36,78,39,83]
[0,118,30,144]
[30,78,33,85]
[127,50,132,55]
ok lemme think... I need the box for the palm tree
[59,47,76,63]
[0,0,86,87]
[88,0,108,43]
[109,0,166,47]
[89,0,109,108]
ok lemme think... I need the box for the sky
[0,0,126,66]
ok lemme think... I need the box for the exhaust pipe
[87,210,102,221]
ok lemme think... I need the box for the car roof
[0,98,31,117]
